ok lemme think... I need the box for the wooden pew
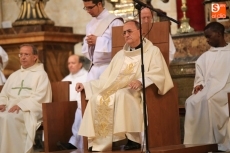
[42,81,77,152]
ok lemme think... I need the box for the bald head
[141,7,153,23]
[68,55,84,74]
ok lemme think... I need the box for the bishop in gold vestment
[77,20,173,151]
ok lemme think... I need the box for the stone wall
[172,30,230,61]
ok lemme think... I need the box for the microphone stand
[134,3,150,153]
[133,1,179,153]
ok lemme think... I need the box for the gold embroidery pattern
[94,62,139,137]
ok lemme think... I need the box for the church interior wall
[1,0,178,55]
[1,0,177,34]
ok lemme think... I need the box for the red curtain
[176,0,206,31]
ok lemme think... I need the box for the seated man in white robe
[184,22,230,151]
[0,44,52,153]
[57,55,88,149]
[76,20,173,152]
[0,46,9,85]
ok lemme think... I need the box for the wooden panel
[145,22,169,43]
[111,26,125,47]
[81,90,88,151]
[43,81,74,152]
[145,83,181,148]
[51,81,70,102]
[43,102,77,152]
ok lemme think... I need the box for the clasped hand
[75,83,84,92]
[0,105,21,113]
[86,34,97,46]
[128,80,142,90]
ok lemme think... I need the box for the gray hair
[20,44,38,55]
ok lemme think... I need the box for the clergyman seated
[75,20,173,152]
[0,44,52,153]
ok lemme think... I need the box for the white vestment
[82,9,124,81]
[62,68,88,149]
[0,63,52,153]
[0,46,8,85]
[184,44,230,151]
[79,39,173,151]
[169,34,176,63]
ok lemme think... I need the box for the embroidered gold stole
[91,54,141,151]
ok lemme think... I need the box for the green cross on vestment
[12,80,32,95]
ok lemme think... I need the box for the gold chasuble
[79,39,173,151]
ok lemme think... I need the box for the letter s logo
[212,3,220,13]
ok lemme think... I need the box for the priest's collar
[70,68,87,79]
[123,38,152,56]
[20,63,43,72]
[130,43,142,51]
[210,43,230,51]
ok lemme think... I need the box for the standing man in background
[81,0,123,81]
[140,6,176,63]
[0,46,8,85]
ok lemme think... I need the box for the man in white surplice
[0,46,9,85]
[81,0,123,81]
[0,44,52,153]
[184,22,230,151]
[59,55,88,149]
[76,20,173,152]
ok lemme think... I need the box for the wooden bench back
[51,81,70,102]
[43,81,77,152]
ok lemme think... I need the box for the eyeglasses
[18,53,32,58]
[83,4,97,11]
[123,29,139,36]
